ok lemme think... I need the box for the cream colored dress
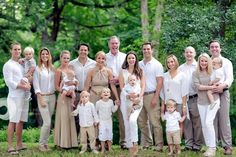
[54,72,78,148]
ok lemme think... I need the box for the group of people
[3,36,233,156]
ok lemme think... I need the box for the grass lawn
[0,143,234,157]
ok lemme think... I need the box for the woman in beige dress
[54,50,78,148]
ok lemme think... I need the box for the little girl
[95,87,119,153]
[122,74,141,118]
[60,69,79,106]
[71,91,99,154]
[161,99,186,155]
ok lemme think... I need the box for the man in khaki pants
[138,42,164,151]
[209,40,233,155]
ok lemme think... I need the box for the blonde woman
[192,53,220,156]
[33,47,56,151]
[54,50,78,148]
[161,55,188,137]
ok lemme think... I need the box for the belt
[189,94,198,99]
[116,85,120,88]
[41,93,54,96]
[144,91,155,95]
[75,90,82,93]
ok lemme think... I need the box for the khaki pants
[80,126,96,151]
[214,90,232,148]
[184,96,203,149]
[38,94,56,145]
[138,93,163,146]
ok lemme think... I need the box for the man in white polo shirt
[138,42,164,151]
[70,43,96,134]
[106,36,126,149]
[3,43,31,155]
[208,40,233,155]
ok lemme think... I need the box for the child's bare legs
[100,141,105,153]
[175,144,181,154]
[107,140,112,151]
[168,144,174,155]
[61,90,67,104]
[207,90,217,109]
[70,90,76,107]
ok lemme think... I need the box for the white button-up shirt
[139,58,164,92]
[75,102,99,127]
[3,59,25,97]
[178,61,197,96]
[161,71,189,104]
[95,99,118,121]
[106,51,126,77]
[33,66,55,94]
[69,57,96,91]
[219,55,234,88]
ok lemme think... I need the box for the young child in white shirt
[123,74,141,118]
[95,87,119,153]
[207,57,224,110]
[20,46,36,100]
[71,91,99,154]
[60,69,79,106]
[161,99,186,155]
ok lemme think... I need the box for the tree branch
[70,0,132,9]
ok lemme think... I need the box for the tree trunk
[141,0,149,42]
[152,0,164,58]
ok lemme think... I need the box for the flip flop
[16,144,27,151]
[7,148,19,155]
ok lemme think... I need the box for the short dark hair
[142,42,153,49]
[78,43,90,51]
[208,40,220,49]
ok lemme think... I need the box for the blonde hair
[128,74,137,82]
[38,47,54,71]
[212,57,222,66]
[60,50,70,58]
[165,54,179,70]
[95,51,106,60]
[184,46,196,55]
[23,46,34,55]
[80,91,90,97]
[196,53,212,75]
[166,99,177,108]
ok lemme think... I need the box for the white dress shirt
[219,55,234,88]
[74,102,99,127]
[178,61,197,96]
[106,51,126,77]
[139,58,164,92]
[3,59,25,97]
[95,99,118,121]
[161,71,189,104]
[69,57,96,91]
[33,66,55,94]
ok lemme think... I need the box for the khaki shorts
[166,130,181,145]
[7,97,29,123]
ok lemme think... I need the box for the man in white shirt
[3,43,31,155]
[208,40,234,155]
[179,46,203,151]
[138,42,164,151]
[69,43,96,134]
[106,36,126,148]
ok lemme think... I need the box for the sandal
[7,148,19,155]
[16,144,27,151]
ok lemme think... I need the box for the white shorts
[62,85,76,91]
[7,97,29,123]
[99,119,113,141]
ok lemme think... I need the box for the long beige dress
[54,72,78,148]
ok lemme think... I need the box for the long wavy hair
[197,53,212,75]
[38,47,54,71]
[121,51,142,80]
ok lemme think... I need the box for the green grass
[0,143,234,157]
